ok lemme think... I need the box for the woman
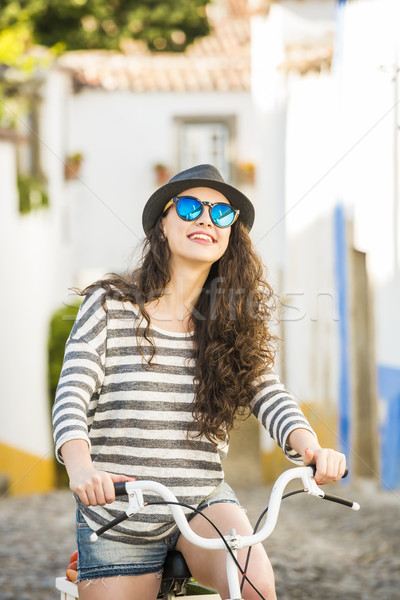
[53,164,346,600]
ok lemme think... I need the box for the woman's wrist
[287,427,321,458]
[60,439,93,478]
[288,428,347,483]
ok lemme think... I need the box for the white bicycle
[56,465,359,600]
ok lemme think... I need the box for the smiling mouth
[187,233,216,243]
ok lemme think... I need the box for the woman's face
[161,187,232,268]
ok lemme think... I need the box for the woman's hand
[302,447,347,485]
[60,439,135,506]
[69,468,135,506]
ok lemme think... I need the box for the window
[175,116,236,182]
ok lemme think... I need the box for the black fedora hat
[142,164,255,235]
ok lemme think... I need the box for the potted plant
[64,152,83,180]
[237,162,256,185]
[154,162,170,185]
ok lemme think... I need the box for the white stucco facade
[251,3,341,465]
[0,70,73,491]
[252,0,400,486]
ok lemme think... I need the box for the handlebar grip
[310,465,349,479]
[114,482,127,496]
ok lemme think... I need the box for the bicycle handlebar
[308,464,349,479]
[90,466,359,550]
[115,482,130,497]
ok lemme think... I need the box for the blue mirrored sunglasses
[162,196,240,228]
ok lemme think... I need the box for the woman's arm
[54,289,135,506]
[250,372,346,483]
[251,371,317,463]
[287,428,347,485]
[52,288,107,462]
[61,439,135,506]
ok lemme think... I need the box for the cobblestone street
[0,479,399,600]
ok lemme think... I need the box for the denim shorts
[76,480,240,581]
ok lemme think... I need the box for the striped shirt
[52,286,316,543]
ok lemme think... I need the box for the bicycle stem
[226,529,242,600]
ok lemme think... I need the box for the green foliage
[0,24,35,70]
[0,0,211,53]
[48,299,81,487]
[48,299,81,404]
[0,81,21,128]
[17,173,49,214]
[0,25,56,128]
[0,26,32,127]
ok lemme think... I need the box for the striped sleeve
[52,287,107,463]
[250,370,318,464]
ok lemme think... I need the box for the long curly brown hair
[79,215,278,444]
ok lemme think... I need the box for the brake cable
[240,489,305,593]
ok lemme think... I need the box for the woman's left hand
[302,447,347,485]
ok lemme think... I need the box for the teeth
[189,233,214,242]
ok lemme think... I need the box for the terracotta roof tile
[58,4,331,92]
[59,16,251,93]
[279,44,333,75]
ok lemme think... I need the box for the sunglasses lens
[176,197,202,221]
[211,204,236,227]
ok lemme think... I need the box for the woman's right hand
[60,439,135,507]
[69,468,135,506]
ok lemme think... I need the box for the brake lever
[302,469,325,498]
[124,486,145,516]
[303,466,360,510]
[90,486,145,542]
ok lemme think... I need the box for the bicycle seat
[158,550,192,597]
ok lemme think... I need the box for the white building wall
[0,69,73,491]
[338,0,400,367]
[284,72,339,410]
[0,140,55,458]
[338,0,400,488]
[252,0,400,485]
[251,3,340,462]
[251,8,287,293]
